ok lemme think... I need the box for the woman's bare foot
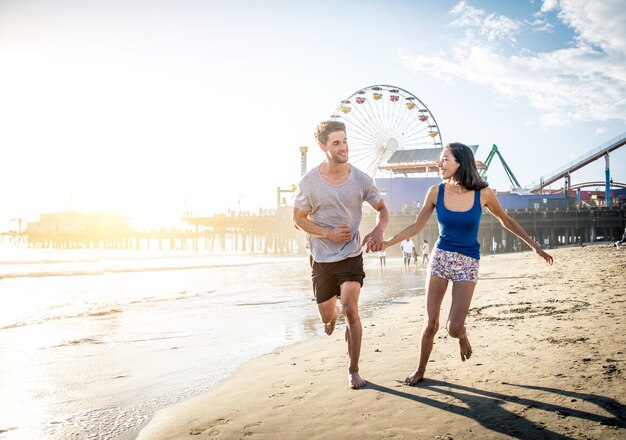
[459,334,472,361]
[404,369,425,386]
[348,370,367,389]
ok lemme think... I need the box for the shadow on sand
[366,379,625,439]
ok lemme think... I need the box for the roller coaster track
[569,181,626,190]
[525,131,626,193]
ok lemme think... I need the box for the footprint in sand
[189,418,229,436]
[472,300,589,321]
[243,421,262,437]
[544,336,589,346]
[602,364,619,376]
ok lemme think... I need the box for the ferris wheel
[330,84,443,177]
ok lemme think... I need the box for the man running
[293,120,388,389]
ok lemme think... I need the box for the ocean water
[0,246,424,440]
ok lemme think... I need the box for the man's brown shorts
[310,253,365,304]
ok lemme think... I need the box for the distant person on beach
[401,238,415,268]
[382,142,553,386]
[377,250,387,267]
[293,120,389,389]
[420,240,430,267]
[614,227,626,248]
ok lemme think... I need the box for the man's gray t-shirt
[294,165,382,263]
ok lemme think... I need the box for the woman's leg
[447,281,477,361]
[405,273,448,385]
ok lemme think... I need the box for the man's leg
[340,281,366,389]
[317,295,338,336]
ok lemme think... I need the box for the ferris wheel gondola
[330,84,443,177]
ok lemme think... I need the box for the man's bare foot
[348,371,367,389]
[324,315,337,335]
[459,334,472,361]
[404,369,425,386]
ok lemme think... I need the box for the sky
[0,0,625,230]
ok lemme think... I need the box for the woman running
[382,143,553,385]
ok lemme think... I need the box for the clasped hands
[328,224,385,253]
[362,228,385,253]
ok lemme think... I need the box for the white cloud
[450,1,484,28]
[450,0,520,43]
[540,0,559,14]
[399,0,626,127]
[557,0,626,56]
[528,17,554,33]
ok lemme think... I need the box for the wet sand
[138,245,626,439]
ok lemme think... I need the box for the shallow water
[0,247,424,439]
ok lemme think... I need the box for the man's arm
[361,198,389,253]
[293,207,352,243]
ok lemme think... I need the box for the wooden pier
[18,208,304,254]
[11,206,626,255]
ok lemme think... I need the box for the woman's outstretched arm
[482,188,554,265]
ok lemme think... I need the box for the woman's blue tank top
[435,182,482,260]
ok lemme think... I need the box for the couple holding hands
[293,120,553,389]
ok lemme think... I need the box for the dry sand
[138,245,625,439]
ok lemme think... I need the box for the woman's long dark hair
[446,142,488,190]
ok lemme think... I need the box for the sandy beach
[138,245,625,439]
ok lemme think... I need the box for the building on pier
[24,211,133,249]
